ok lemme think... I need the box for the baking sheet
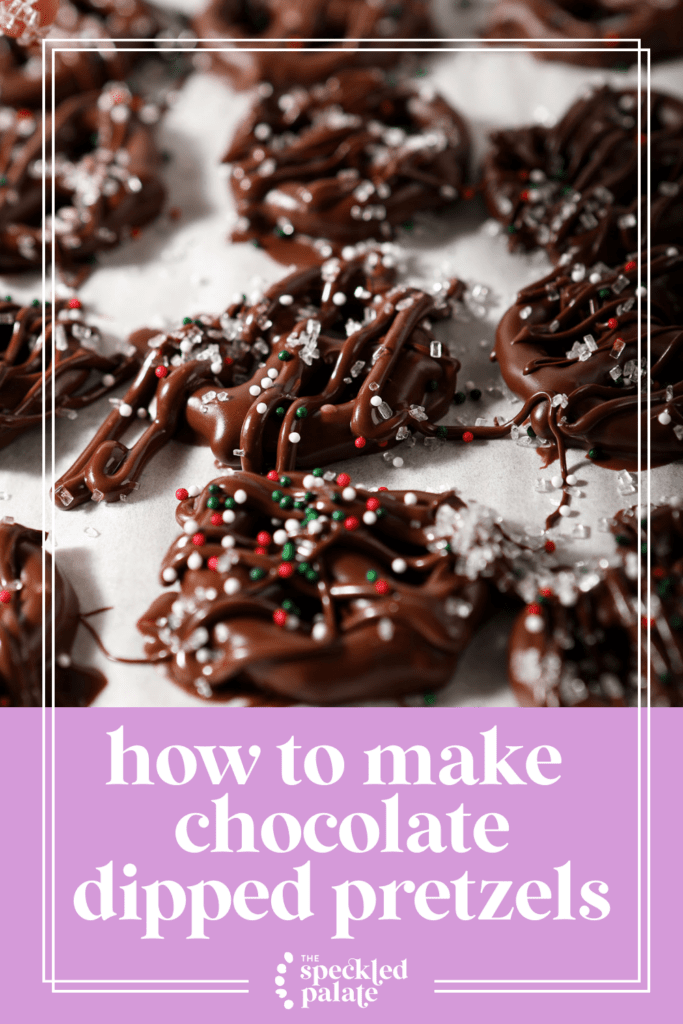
[3,1,682,705]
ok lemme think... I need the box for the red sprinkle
[354,436,367,449]
[266,470,279,482]
[254,546,267,556]
[175,488,188,501]
[607,318,618,329]
[17,108,31,119]
[207,556,219,571]
[225,356,234,365]
[278,562,294,578]
[539,588,552,598]
[641,615,655,628]
[155,365,168,379]
[67,297,82,310]
[544,540,556,554]
[463,186,475,200]
[0,590,10,604]
[256,531,272,546]
[520,189,530,201]
[378,441,388,448]
[336,473,351,487]
[374,580,390,595]
[463,431,474,443]
[366,497,381,512]
[527,603,541,616]
[652,566,666,579]
[378,486,388,492]
[344,516,360,531]
[192,532,205,546]
[130,227,141,239]
[273,609,287,627]
[624,261,637,272]
[211,513,222,526]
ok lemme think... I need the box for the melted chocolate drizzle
[54,249,464,510]
[137,470,489,703]
[224,68,469,263]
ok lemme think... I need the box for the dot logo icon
[275,951,294,1010]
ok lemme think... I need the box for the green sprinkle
[453,391,466,405]
[640,542,647,556]
[424,693,436,706]
[507,225,517,234]
[224,496,236,509]
[443,542,451,553]
[278,351,292,361]
[402,220,415,231]
[31,299,40,307]
[526,426,536,438]
[615,535,630,546]
[281,598,295,612]
[659,671,671,684]
[670,615,682,630]
[282,541,295,561]
[295,406,308,419]
[4,295,11,302]
[206,496,220,510]
[208,484,220,494]
[251,239,262,248]
[304,508,319,520]
[306,569,319,583]
[279,475,291,487]
[293,500,306,510]
[657,579,673,597]
[599,288,611,299]
[271,489,283,502]
[332,510,345,522]
[182,317,192,325]
[375,507,387,518]
[415,68,426,78]
[275,406,285,417]
[469,388,482,401]
[366,569,379,582]
[313,468,324,477]
[0,176,6,186]
[305,491,315,502]
[330,492,340,503]
[297,562,309,575]
[436,426,448,439]
[279,495,294,510]
[90,133,98,147]
[587,447,600,460]
[249,567,266,581]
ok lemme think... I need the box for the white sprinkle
[289,431,301,443]
[342,487,356,501]
[179,339,193,353]
[279,294,294,306]
[302,474,316,489]
[332,292,346,306]
[267,367,278,379]
[285,518,300,534]
[392,457,404,468]
[273,529,288,545]
[137,408,147,418]
[312,622,327,641]
[249,385,261,396]
[658,410,672,425]
[224,578,240,595]
[183,519,199,534]
[188,485,200,497]
[187,552,202,570]
[119,403,133,417]
[307,519,323,534]
[234,489,247,504]
[222,510,236,524]
[162,567,177,583]
[261,377,274,389]
[566,474,578,486]
[370,395,382,407]
[221,535,236,548]
[377,618,394,641]
[102,374,115,387]
[558,505,571,518]
[363,511,377,525]
[404,492,417,506]
[391,558,407,574]
[256,402,268,414]
[525,614,544,633]
[56,653,71,668]
[551,475,563,489]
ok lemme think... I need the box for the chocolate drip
[0,520,105,706]
[483,86,683,267]
[494,245,683,467]
[485,0,683,67]
[507,500,683,707]
[224,68,469,263]
[0,297,141,450]
[0,83,165,280]
[137,470,489,703]
[193,0,433,91]
[54,248,464,510]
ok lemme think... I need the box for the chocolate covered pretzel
[225,68,469,264]
[0,296,141,450]
[482,86,683,267]
[493,246,683,469]
[485,0,683,67]
[0,519,105,706]
[193,0,433,92]
[54,248,463,510]
[137,471,488,703]
[0,83,165,279]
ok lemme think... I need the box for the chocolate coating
[0,84,165,280]
[54,248,463,510]
[193,0,433,91]
[0,297,141,450]
[224,68,469,263]
[493,245,683,468]
[138,471,488,703]
[0,520,105,706]
[482,86,683,267]
[507,500,683,707]
[485,0,683,67]
[0,0,188,109]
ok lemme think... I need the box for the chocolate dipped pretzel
[137,470,488,703]
[493,245,683,469]
[0,296,141,450]
[0,83,165,279]
[54,248,463,510]
[225,68,469,264]
[485,0,683,67]
[482,86,683,267]
[0,519,105,706]
[193,0,433,92]
[507,500,683,707]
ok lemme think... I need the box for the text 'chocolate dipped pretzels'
[0,519,105,706]
[494,245,683,469]
[225,68,469,263]
[482,86,683,267]
[138,470,489,703]
[485,0,683,67]
[0,83,165,279]
[0,296,140,450]
[193,0,433,91]
[54,247,464,510]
